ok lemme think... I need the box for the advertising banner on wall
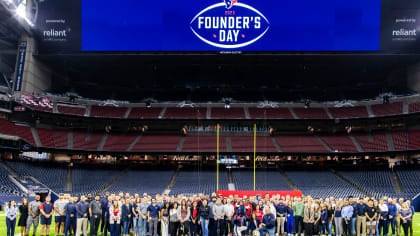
[13,41,27,91]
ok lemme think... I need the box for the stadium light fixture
[224,100,230,109]
[146,101,151,108]
[304,99,311,109]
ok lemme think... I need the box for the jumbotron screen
[35,0,420,53]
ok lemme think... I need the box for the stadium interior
[0,0,419,216]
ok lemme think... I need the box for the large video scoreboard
[34,0,420,53]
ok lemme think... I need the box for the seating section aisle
[108,170,174,195]
[285,171,365,198]
[5,161,66,194]
[232,170,292,191]
[171,170,228,195]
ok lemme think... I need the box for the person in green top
[293,197,305,235]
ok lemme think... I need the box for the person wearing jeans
[259,208,275,236]
[139,197,149,236]
[285,201,294,236]
[100,193,110,236]
[64,196,78,236]
[199,199,210,236]
[387,199,397,236]
[121,199,132,236]
[6,200,18,236]
[334,203,343,236]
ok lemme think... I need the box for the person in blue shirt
[355,198,368,236]
[320,203,328,235]
[259,207,275,236]
[147,198,161,236]
[276,200,286,236]
[5,200,18,236]
[342,200,354,236]
[76,195,89,236]
[40,196,54,236]
[64,196,77,236]
[387,199,397,236]
[100,192,110,235]
[351,198,358,236]
[285,201,294,236]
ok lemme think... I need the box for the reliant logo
[392,28,417,36]
[190,0,270,49]
[43,27,71,37]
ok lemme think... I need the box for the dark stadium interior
[41,54,418,102]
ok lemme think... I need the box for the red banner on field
[216,190,302,198]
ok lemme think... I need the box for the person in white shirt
[224,198,235,236]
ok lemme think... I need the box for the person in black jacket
[121,198,132,236]
[190,201,200,236]
[199,199,210,236]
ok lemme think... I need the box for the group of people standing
[3,192,416,236]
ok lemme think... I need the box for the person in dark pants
[190,201,200,236]
[147,198,161,236]
[292,197,304,235]
[89,195,102,236]
[109,200,121,236]
[6,200,18,236]
[54,194,67,236]
[342,200,354,236]
[18,198,29,236]
[379,199,389,236]
[170,202,181,236]
[209,197,217,236]
[399,203,412,236]
[212,198,225,236]
[303,200,314,236]
[40,196,54,236]
[65,196,78,236]
[100,192,110,235]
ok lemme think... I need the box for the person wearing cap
[55,193,67,236]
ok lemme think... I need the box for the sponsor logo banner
[13,41,27,92]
